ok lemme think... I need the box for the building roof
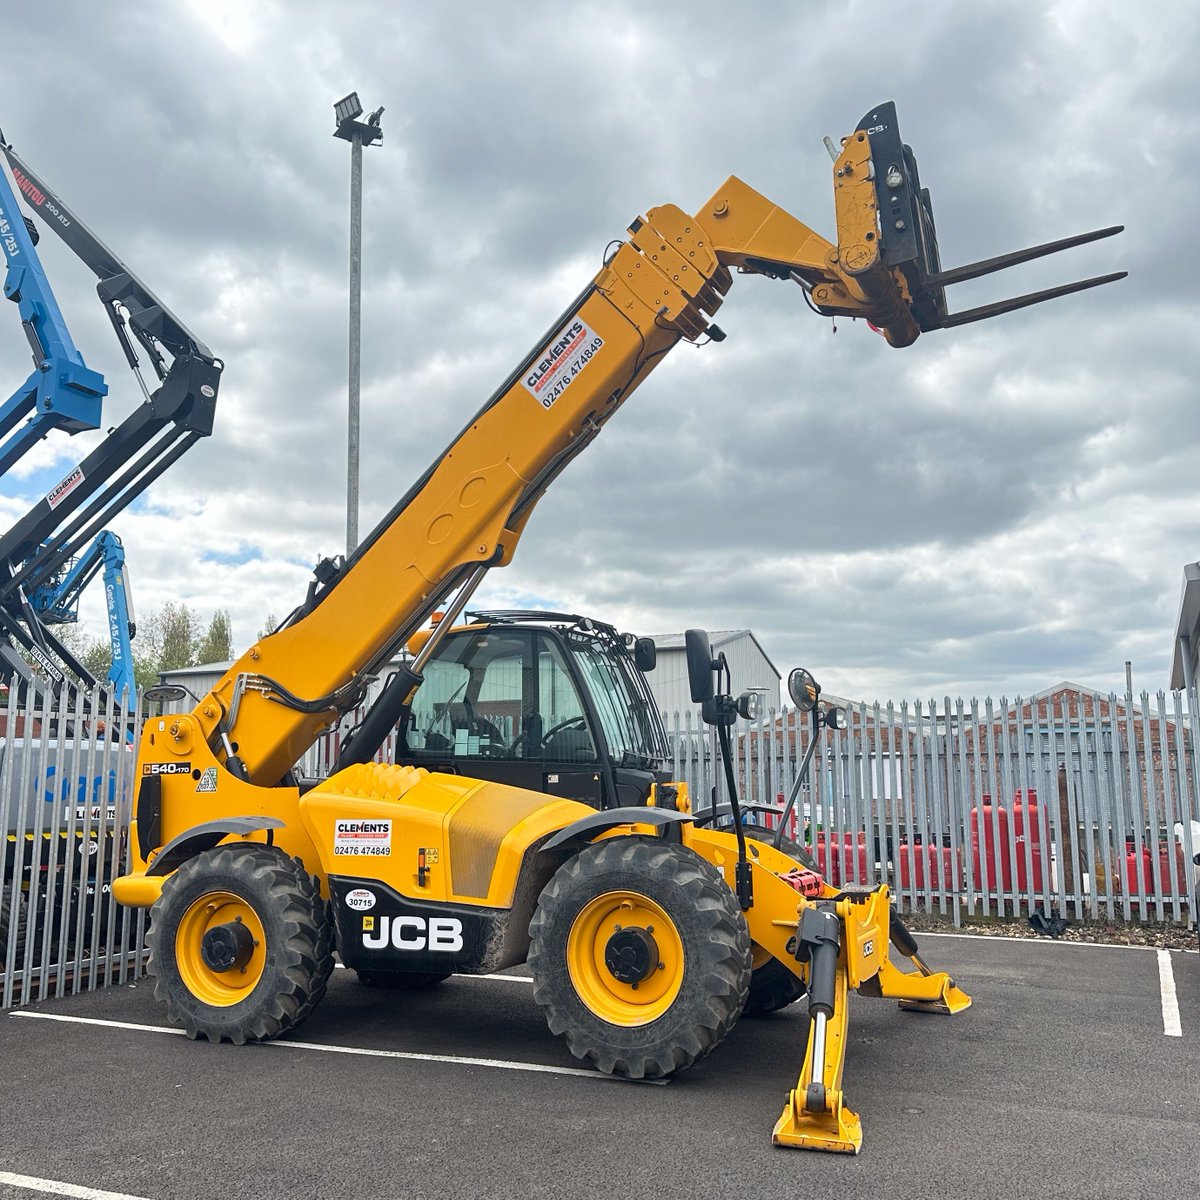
[159,660,233,680]
[647,629,781,680]
[1170,561,1200,690]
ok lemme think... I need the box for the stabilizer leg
[772,905,862,1154]
[881,910,972,1014]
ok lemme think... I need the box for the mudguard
[147,816,285,876]
[540,806,692,851]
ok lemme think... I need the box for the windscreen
[569,640,667,768]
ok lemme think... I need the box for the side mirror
[144,684,190,704]
[788,668,820,712]
[634,636,657,672]
[823,705,847,731]
[685,629,715,703]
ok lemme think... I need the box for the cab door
[400,628,607,807]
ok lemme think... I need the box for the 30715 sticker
[521,318,603,410]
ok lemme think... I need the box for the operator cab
[397,611,669,810]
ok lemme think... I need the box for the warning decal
[334,819,392,857]
[521,318,603,411]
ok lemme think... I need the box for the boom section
[196,206,737,784]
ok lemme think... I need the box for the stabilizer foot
[772,1091,862,1154]
[897,979,972,1015]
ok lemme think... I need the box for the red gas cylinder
[970,791,1045,896]
[1124,843,1188,898]
[1161,845,1188,894]
[1124,847,1151,896]
[898,843,961,891]
[813,832,869,887]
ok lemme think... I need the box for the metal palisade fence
[1,684,146,1009]
[2,683,1198,1012]
[667,688,1200,927]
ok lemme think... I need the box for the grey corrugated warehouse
[644,630,780,722]
[156,660,233,712]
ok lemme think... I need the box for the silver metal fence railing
[1,686,147,1010]
[662,688,1200,928]
[3,683,1197,1012]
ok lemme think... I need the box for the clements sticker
[47,465,85,510]
[521,318,603,411]
[334,819,392,857]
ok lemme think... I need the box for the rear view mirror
[685,629,715,703]
[634,637,656,672]
[788,668,820,712]
[144,684,189,704]
[823,705,847,730]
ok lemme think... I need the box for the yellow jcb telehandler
[110,101,1121,1152]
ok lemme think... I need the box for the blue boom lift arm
[28,530,136,698]
[0,149,107,474]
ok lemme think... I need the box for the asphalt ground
[0,935,1196,1200]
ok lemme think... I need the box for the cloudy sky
[0,0,1195,705]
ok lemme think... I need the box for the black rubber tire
[0,890,27,970]
[742,955,806,1018]
[770,834,819,875]
[711,817,820,874]
[528,836,751,1079]
[740,833,816,1016]
[147,844,334,1044]
[355,968,450,990]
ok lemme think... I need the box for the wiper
[620,749,657,770]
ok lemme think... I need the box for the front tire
[528,837,751,1078]
[147,844,333,1043]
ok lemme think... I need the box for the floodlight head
[334,93,363,126]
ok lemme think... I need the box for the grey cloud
[0,0,1190,705]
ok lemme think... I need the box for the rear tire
[770,834,819,875]
[148,844,333,1043]
[710,815,820,874]
[0,890,27,970]
[742,954,806,1017]
[528,836,751,1078]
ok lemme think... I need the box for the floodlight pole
[333,93,383,558]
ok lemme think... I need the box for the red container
[1123,843,1188,899]
[814,832,869,887]
[970,790,1044,895]
[898,842,961,891]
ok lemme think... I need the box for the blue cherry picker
[0,131,221,703]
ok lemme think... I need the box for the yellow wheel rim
[174,890,266,1007]
[566,890,684,1026]
[750,942,771,970]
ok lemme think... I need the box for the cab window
[404,629,597,764]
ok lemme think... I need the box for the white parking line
[8,1009,661,1082]
[0,1170,153,1200]
[1158,949,1182,1037]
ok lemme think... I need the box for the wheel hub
[604,926,660,984]
[200,918,255,973]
